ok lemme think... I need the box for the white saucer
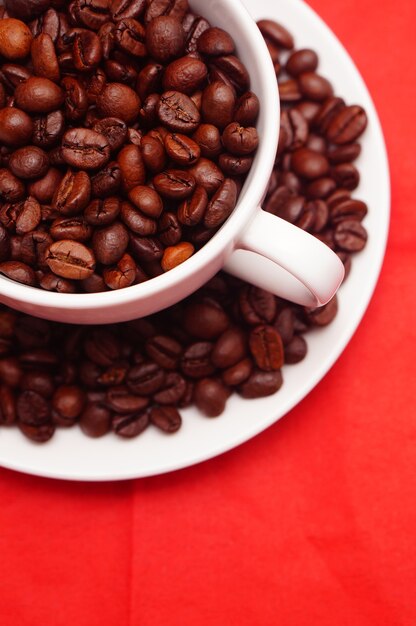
[0,0,390,481]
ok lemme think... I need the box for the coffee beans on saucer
[0,1,259,292]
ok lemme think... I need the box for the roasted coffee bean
[0,168,26,202]
[112,409,149,437]
[290,147,329,180]
[277,79,302,103]
[92,221,129,265]
[28,168,63,204]
[39,272,76,293]
[222,358,252,387]
[29,8,61,42]
[177,185,208,226]
[0,18,33,60]
[164,133,200,165]
[158,211,181,246]
[0,108,33,147]
[192,124,221,159]
[234,91,260,127]
[328,142,361,164]
[163,56,207,94]
[8,146,49,181]
[120,201,157,236]
[46,240,96,280]
[181,342,215,378]
[128,235,163,264]
[136,61,164,99]
[305,176,336,199]
[145,335,182,370]
[330,198,367,224]
[31,33,60,81]
[145,15,184,62]
[127,362,165,395]
[298,72,333,101]
[188,158,224,195]
[257,19,294,49]
[334,220,368,252]
[5,0,51,22]
[84,329,121,367]
[152,371,186,405]
[19,421,55,442]
[111,0,147,21]
[92,117,127,152]
[61,128,110,170]
[117,144,145,191]
[239,369,283,398]
[210,55,250,93]
[305,295,338,326]
[222,122,259,156]
[211,327,246,369]
[184,298,229,339]
[17,389,50,425]
[197,26,234,56]
[128,186,163,218]
[0,384,16,424]
[79,402,111,437]
[140,133,166,173]
[153,169,195,200]
[284,335,307,364]
[14,76,64,113]
[157,90,200,133]
[326,105,368,144]
[149,405,181,433]
[201,81,235,130]
[0,260,37,286]
[32,110,65,149]
[95,82,141,124]
[182,13,210,53]
[204,178,237,228]
[103,252,136,289]
[70,0,111,31]
[53,169,91,216]
[85,197,120,226]
[194,377,228,417]
[239,286,277,325]
[249,325,284,371]
[50,216,92,242]
[286,48,318,76]
[161,242,194,271]
[52,385,86,425]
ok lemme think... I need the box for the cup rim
[0,0,280,313]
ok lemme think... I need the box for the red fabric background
[1,1,415,624]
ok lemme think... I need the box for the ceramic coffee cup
[0,0,344,324]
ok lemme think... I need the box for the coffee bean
[181,342,215,378]
[0,168,25,203]
[157,90,200,133]
[249,325,284,371]
[239,369,283,398]
[152,371,186,405]
[92,221,129,265]
[114,17,146,57]
[330,198,367,224]
[211,327,246,369]
[28,168,63,204]
[145,335,182,370]
[32,110,65,149]
[153,169,195,200]
[92,117,128,152]
[0,18,33,60]
[201,81,235,130]
[286,48,318,76]
[188,158,224,195]
[239,286,277,325]
[192,124,222,159]
[257,19,294,49]
[15,76,64,113]
[19,421,55,442]
[53,169,91,216]
[9,146,49,180]
[46,240,96,280]
[177,185,208,226]
[31,32,60,81]
[79,402,111,437]
[0,260,37,286]
[50,216,92,242]
[150,405,181,433]
[326,105,368,144]
[111,0,147,21]
[61,128,110,170]
[194,377,228,417]
[328,142,361,164]
[17,389,50,425]
[203,178,237,228]
[334,220,368,252]
[234,91,260,127]
[112,410,149,437]
[164,133,200,165]
[103,252,136,289]
[184,298,229,339]
[158,212,181,246]
[117,144,146,191]
[291,147,329,180]
[0,108,33,147]
[161,242,195,271]
[222,358,252,387]
[127,362,165,395]
[52,385,86,425]
[222,123,259,156]
[278,79,302,103]
[163,56,207,94]
[305,295,338,326]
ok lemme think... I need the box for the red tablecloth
[1,1,415,624]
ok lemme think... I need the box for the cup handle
[223,207,345,308]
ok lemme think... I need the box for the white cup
[0,0,344,324]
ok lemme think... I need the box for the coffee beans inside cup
[0,14,369,443]
[0,1,260,293]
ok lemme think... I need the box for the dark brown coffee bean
[127,186,163,218]
[222,358,252,387]
[305,176,336,199]
[334,220,368,252]
[0,63,32,92]
[9,146,49,180]
[234,91,260,127]
[29,8,61,42]
[28,168,63,204]
[331,163,360,190]
[113,17,146,57]
[53,169,91,216]
[239,369,283,398]
[46,240,95,280]
[291,147,329,180]
[0,168,25,203]
[0,18,33,60]
[126,362,165,395]
[92,117,127,152]
[111,0,146,21]
[136,61,163,99]
[70,0,111,30]
[149,405,181,433]
[239,286,277,325]
[85,197,120,227]
[0,260,37,286]
[286,48,318,76]
[79,402,111,437]
[50,216,92,242]
[192,124,221,159]
[184,298,229,339]
[120,201,156,236]
[222,122,259,156]
[17,389,50,426]
[91,221,128,265]
[128,235,163,264]
[0,108,33,147]
[117,144,145,191]
[61,128,110,170]
[163,56,207,95]
[39,272,76,293]
[326,105,368,144]
[249,325,284,371]
[52,384,85,425]
[298,72,333,101]
[203,178,237,228]
[158,211,181,246]
[284,335,307,364]
[95,82,141,124]
[106,385,149,414]
[0,384,16,425]
[112,409,149,437]
[257,18,294,49]
[153,169,195,200]
[177,185,208,226]
[164,133,200,165]
[188,158,224,195]
[140,133,165,173]
[157,90,200,133]
[211,327,246,369]
[30,33,60,82]
[196,26,234,56]
[145,335,182,370]
[103,252,136,289]
[90,161,121,198]
[32,110,65,150]
[14,76,64,113]
[305,295,338,326]
[194,377,228,417]
[18,421,55,442]
[152,371,186,405]
[145,15,184,62]
[328,142,361,164]
[201,81,235,130]
[139,92,160,127]
[277,79,302,103]
[210,55,249,93]
[13,196,42,235]
[181,342,215,378]
[330,198,367,224]
[0,357,22,387]
[182,13,210,53]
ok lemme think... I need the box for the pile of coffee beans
[0,17,369,443]
[0,0,259,293]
